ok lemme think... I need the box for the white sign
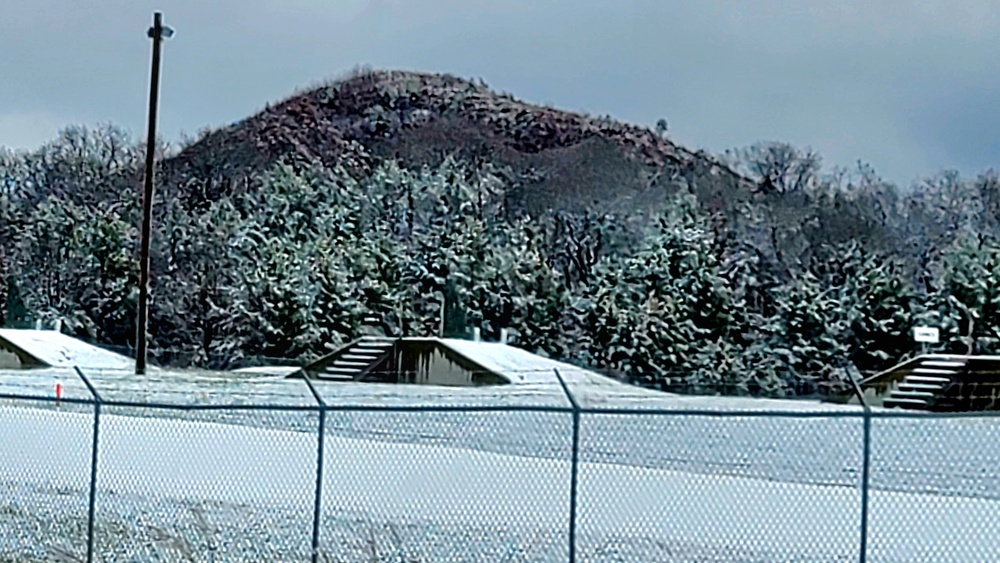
[913,326,940,343]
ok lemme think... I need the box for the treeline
[2,125,999,397]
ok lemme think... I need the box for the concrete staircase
[308,337,395,382]
[881,357,967,410]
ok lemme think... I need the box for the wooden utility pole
[136,12,173,374]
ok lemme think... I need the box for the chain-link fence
[2,366,1000,562]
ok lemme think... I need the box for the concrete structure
[839,354,1000,411]
[0,329,135,371]
[295,336,620,387]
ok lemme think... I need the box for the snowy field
[2,365,1000,561]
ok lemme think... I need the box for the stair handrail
[857,354,965,387]
[346,338,395,382]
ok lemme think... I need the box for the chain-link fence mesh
[3,366,1000,562]
[867,412,1000,562]
[0,395,96,562]
[317,408,573,561]
[92,405,318,561]
[577,411,865,562]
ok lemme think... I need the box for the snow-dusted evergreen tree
[577,191,737,391]
[753,269,854,396]
[838,246,918,375]
[5,122,1000,398]
[223,164,371,363]
[912,233,1000,356]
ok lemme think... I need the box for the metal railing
[1,366,999,562]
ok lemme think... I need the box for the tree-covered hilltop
[2,70,998,398]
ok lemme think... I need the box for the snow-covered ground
[2,404,999,562]
[2,364,1000,561]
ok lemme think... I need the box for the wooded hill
[2,68,999,397]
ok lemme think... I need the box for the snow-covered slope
[438,338,622,387]
[0,329,135,370]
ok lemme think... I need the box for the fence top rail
[0,392,96,407]
[99,401,575,414]
[3,391,1000,419]
[581,406,867,418]
[869,409,1000,420]
[0,392,569,413]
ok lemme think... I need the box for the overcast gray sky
[2,0,998,187]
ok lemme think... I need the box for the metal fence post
[301,370,327,563]
[553,369,581,563]
[847,376,872,563]
[74,367,103,563]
